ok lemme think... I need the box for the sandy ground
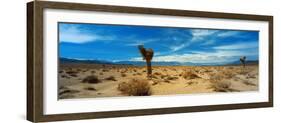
[58,64,258,99]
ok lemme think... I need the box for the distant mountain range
[60,57,258,66]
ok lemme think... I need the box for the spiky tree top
[240,56,246,67]
[138,45,154,61]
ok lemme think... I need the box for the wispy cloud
[59,24,115,43]
[214,41,258,50]
[191,29,218,37]
[125,38,159,46]
[130,49,257,63]
[217,31,241,37]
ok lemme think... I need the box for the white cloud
[125,39,159,46]
[169,43,190,52]
[217,31,240,37]
[214,42,258,50]
[130,53,234,63]
[190,29,218,43]
[59,25,114,43]
[191,29,218,37]
[130,49,257,63]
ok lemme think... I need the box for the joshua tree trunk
[138,45,154,78]
[146,60,152,77]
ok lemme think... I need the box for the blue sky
[59,22,259,63]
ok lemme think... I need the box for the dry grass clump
[246,73,256,79]
[153,72,162,76]
[84,87,97,91]
[163,79,171,83]
[210,74,232,92]
[118,78,151,96]
[182,70,200,79]
[211,81,232,92]
[121,73,127,77]
[66,70,78,77]
[102,69,109,72]
[105,76,117,81]
[187,81,197,85]
[82,75,101,84]
[61,74,68,78]
[59,89,80,95]
[166,76,178,80]
[243,80,256,86]
[66,70,77,75]
[151,74,158,79]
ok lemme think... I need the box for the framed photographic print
[27,1,273,122]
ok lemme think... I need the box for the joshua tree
[138,45,154,78]
[240,56,246,68]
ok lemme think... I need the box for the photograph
[58,22,259,99]
[26,1,273,122]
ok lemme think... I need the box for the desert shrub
[121,73,127,77]
[102,69,109,72]
[66,71,78,75]
[91,70,96,74]
[160,75,167,79]
[151,74,158,79]
[187,81,196,85]
[82,75,101,84]
[118,78,151,96]
[105,76,117,81]
[246,74,256,79]
[243,80,256,86]
[61,75,67,78]
[99,72,104,75]
[84,87,96,91]
[166,76,178,80]
[59,89,80,96]
[136,72,142,75]
[211,81,232,92]
[182,70,200,79]
[69,73,78,77]
[163,79,170,83]
[210,74,232,92]
[153,72,161,76]
[66,70,78,77]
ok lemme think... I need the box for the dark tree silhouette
[138,45,154,78]
[240,56,246,68]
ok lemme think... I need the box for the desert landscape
[58,22,260,99]
[58,63,258,99]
